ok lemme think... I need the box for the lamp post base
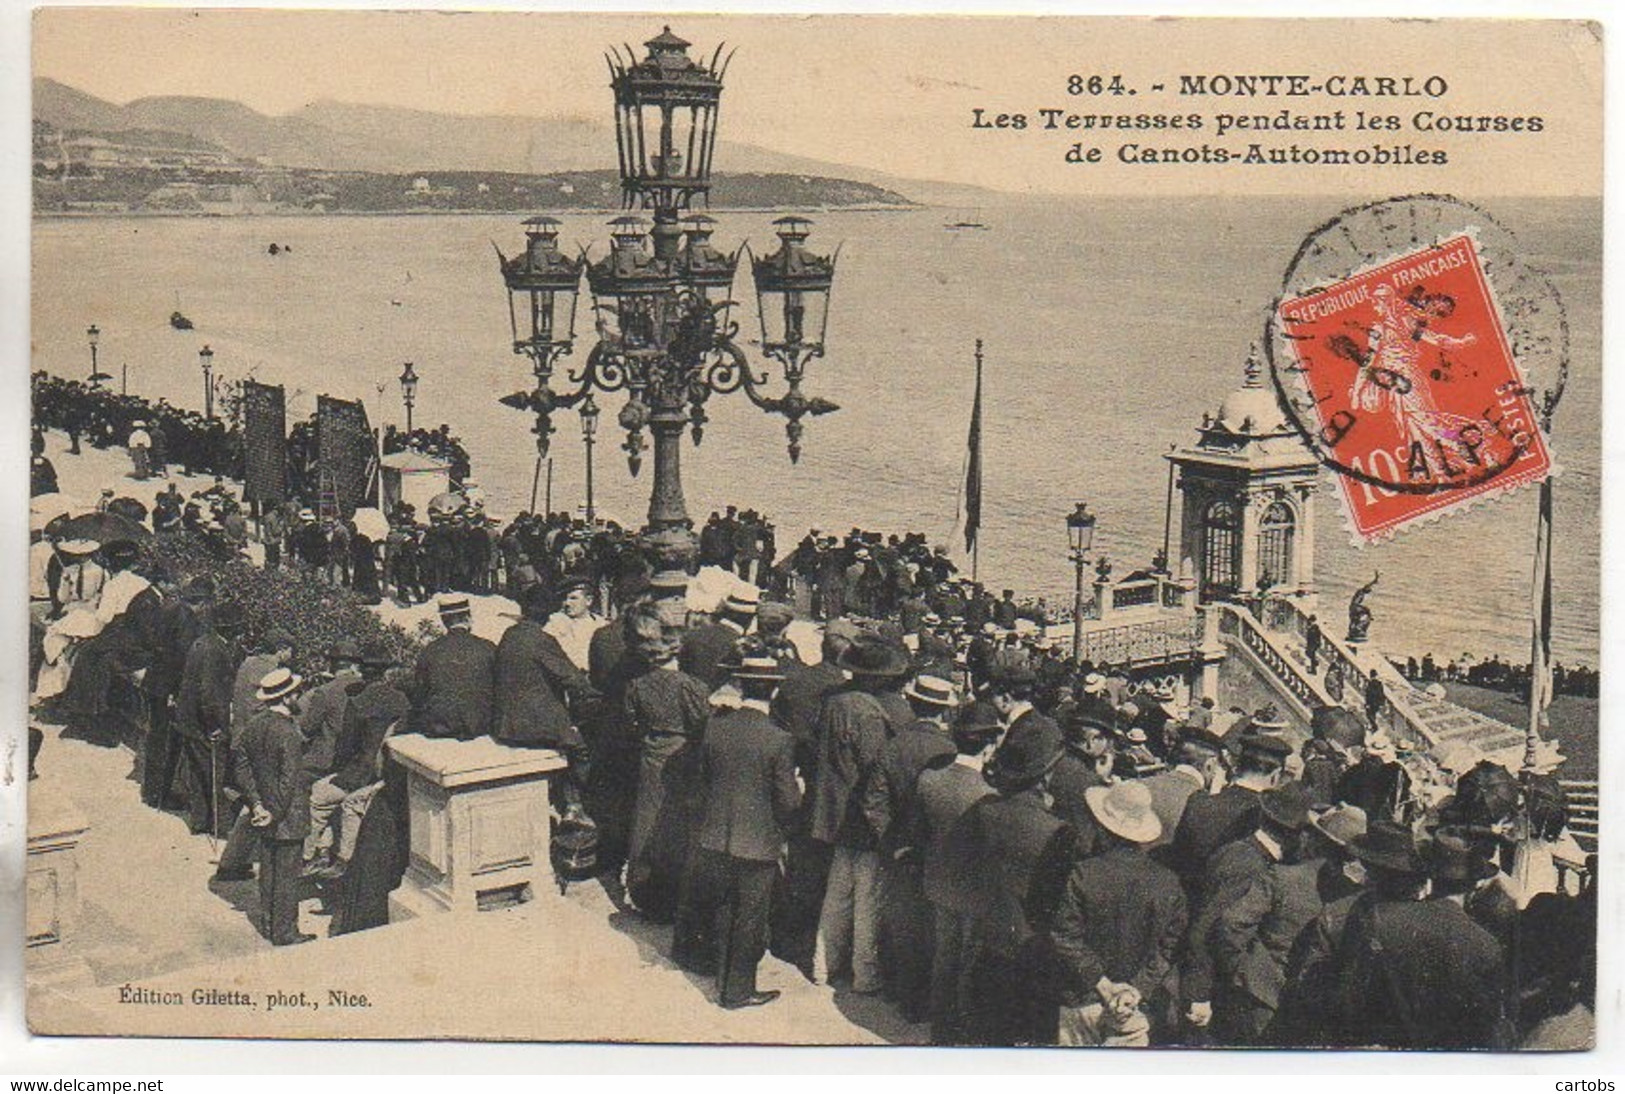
[641,522,699,575]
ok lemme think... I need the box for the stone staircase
[1400,691,1526,755]
[1560,780,1599,856]
[1246,596,1534,765]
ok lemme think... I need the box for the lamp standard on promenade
[198,345,215,419]
[86,324,105,388]
[1067,501,1098,661]
[496,27,840,570]
[580,394,600,525]
[399,361,419,433]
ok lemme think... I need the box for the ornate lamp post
[1067,501,1098,661]
[86,324,104,388]
[494,27,840,570]
[399,361,419,433]
[580,394,600,524]
[198,344,215,419]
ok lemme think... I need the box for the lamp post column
[1073,550,1087,662]
[644,399,694,560]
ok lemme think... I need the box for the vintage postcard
[24,10,1601,1049]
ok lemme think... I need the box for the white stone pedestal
[386,734,568,922]
[26,787,93,985]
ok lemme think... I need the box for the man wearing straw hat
[405,594,496,741]
[1053,780,1187,1047]
[879,673,960,1021]
[675,652,800,1010]
[680,585,759,692]
[239,667,315,945]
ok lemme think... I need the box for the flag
[1525,475,1554,769]
[963,340,983,555]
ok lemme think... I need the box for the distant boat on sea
[945,221,989,231]
[169,310,193,330]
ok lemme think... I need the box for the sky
[30,9,1606,197]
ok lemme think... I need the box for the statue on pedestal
[1346,571,1379,643]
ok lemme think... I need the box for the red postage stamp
[1275,232,1554,541]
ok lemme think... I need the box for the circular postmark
[1263,194,1567,512]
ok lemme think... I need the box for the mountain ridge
[33,76,999,206]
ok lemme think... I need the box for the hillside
[33,77,954,206]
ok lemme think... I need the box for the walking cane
[208,736,223,859]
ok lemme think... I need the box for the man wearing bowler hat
[1328,823,1512,1049]
[239,667,315,945]
[1139,726,1228,851]
[494,583,596,816]
[1181,780,1314,1044]
[675,653,801,1009]
[960,713,1079,1045]
[166,598,243,835]
[1170,731,1291,885]
[1215,782,1337,1044]
[304,639,408,880]
[1053,780,1187,1047]
[1269,802,1369,1045]
[811,634,911,995]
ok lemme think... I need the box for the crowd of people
[382,423,473,484]
[26,406,1595,1050]
[33,372,242,481]
[29,507,1594,1050]
[1398,650,1600,701]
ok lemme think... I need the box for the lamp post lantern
[198,344,215,420]
[399,361,419,433]
[86,324,102,388]
[1067,501,1098,661]
[580,394,600,524]
[494,27,840,571]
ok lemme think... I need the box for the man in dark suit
[675,654,801,1009]
[1048,712,1111,857]
[139,576,210,808]
[1053,780,1188,1046]
[983,660,1062,794]
[811,635,909,994]
[917,702,1000,1044]
[494,584,596,814]
[1328,823,1512,1049]
[404,594,496,740]
[1180,781,1314,1044]
[303,640,408,879]
[164,599,243,835]
[1168,733,1289,884]
[680,588,758,692]
[767,622,855,976]
[239,668,315,945]
[961,715,1079,1046]
[879,674,960,1020]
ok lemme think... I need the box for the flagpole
[1524,398,1556,774]
[965,339,984,585]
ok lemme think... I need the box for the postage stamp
[1273,231,1555,541]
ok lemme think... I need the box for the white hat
[1082,672,1107,694]
[256,667,303,703]
[1084,781,1162,844]
[722,586,761,615]
[903,674,959,708]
